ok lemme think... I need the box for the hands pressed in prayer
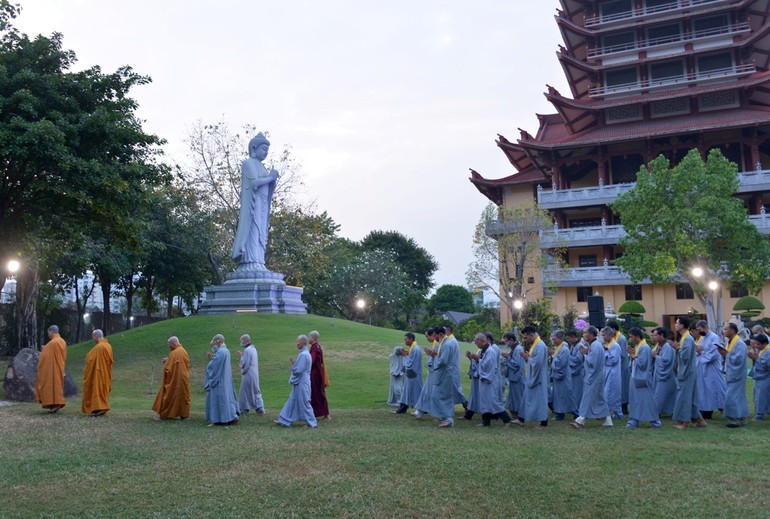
[289,356,296,365]
[519,350,530,361]
[547,347,554,357]
[668,340,680,351]
[207,352,214,361]
[161,357,168,364]
[626,345,634,356]
[695,344,703,355]
[470,352,480,361]
[237,351,243,358]
[578,345,588,356]
[501,351,510,359]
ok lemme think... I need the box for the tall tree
[430,284,475,314]
[0,6,169,352]
[466,202,557,321]
[611,149,770,329]
[360,230,438,291]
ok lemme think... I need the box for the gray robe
[388,347,405,406]
[505,344,525,414]
[569,341,585,413]
[696,331,726,412]
[238,344,264,413]
[750,347,770,415]
[520,339,549,422]
[629,341,658,422]
[415,343,435,413]
[617,333,630,406]
[204,345,239,424]
[579,338,609,419]
[446,335,467,405]
[477,344,505,414]
[466,351,480,414]
[430,338,459,420]
[653,343,677,415]
[276,346,317,427]
[672,333,701,423]
[723,339,749,420]
[399,344,423,408]
[550,344,574,414]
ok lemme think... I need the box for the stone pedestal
[198,268,307,315]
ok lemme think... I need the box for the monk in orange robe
[82,329,113,416]
[36,324,68,413]
[152,336,191,420]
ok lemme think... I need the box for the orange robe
[152,344,191,419]
[82,338,114,414]
[36,334,67,408]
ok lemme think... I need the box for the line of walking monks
[389,317,770,429]
[34,325,331,428]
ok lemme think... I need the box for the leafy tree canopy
[430,284,474,314]
[611,149,770,328]
[360,230,437,291]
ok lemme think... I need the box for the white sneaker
[603,417,614,427]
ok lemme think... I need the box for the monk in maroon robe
[308,330,330,420]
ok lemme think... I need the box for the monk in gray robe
[512,326,549,429]
[388,346,405,406]
[204,334,239,426]
[392,333,423,414]
[472,333,511,427]
[571,326,613,429]
[626,328,661,428]
[237,334,264,415]
[651,327,677,415]
[671,317,707,429]
[549,330,574,421]
[275,335,317,428]
[718,322,749,428]
[414,328,436,418]
[428,327,457,428]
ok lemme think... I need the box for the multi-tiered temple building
[471,0,770,326]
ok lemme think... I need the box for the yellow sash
[725,334,739,354]
[436,336,446,354]
[680,331,691,345]
[525,336,541,377]
[408,341,416,354]
[633,339,647,358]
[758,345,770,359]
[554,341,566,358]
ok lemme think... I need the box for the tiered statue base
[198,269,307,315]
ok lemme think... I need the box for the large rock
[3,347,78,402]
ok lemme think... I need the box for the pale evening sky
[14,0,567,291]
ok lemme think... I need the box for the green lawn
[1,314,768,518]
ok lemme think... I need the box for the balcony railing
[542,264,644,287]
[538,169,770,210]
[537,182,635,209]
[540,223,626,248]
[590,63,755,97]
[587,21,749,58]
[585,0,723,27]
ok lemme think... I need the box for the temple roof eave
[517,107,770,151]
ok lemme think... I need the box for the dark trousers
[394,403,408,414]
[482,411,512,426]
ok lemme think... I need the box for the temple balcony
[539,222,626,248]
[541,263,647,287]
[749,210,770,234]
[538,169,770,210]
[537,182,634,209]
[587,21,749,62]
[585,0,726,29]
[590,63,755,97]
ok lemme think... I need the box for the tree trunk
[166,289,173,319]
[100,276,111,334]
[14,262,40,354]
[125,279,135,329]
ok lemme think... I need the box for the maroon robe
[309,342,329,418]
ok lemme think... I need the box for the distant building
[471,0,770,327]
